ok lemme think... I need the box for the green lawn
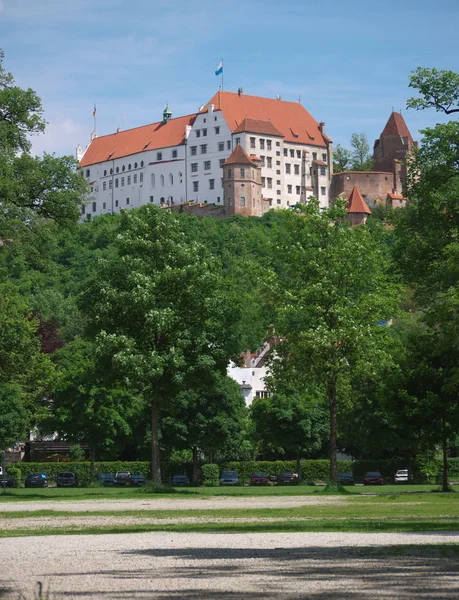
[0,483,451,502]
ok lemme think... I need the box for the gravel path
[0,495,346,513]
[1,531,459,599]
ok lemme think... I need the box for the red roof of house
[314,160,328,166]
[381,112,413,142]
[79,113,196,167]
[203,91,330,147]
[233,117,283,137]
[224,144,258,166]
[387,192,405,200]
[347,185,371,214]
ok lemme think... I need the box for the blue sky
[1,0,458,157]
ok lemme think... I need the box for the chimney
[318,122,325,133]
[116,127,121,133]
[208,103,214,113]
[238,87,243,97]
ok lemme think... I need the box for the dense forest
[1,51,458,489]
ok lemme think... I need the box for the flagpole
[221,58,224,91]
[93,104,97,136]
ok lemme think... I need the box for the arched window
[110,168,113,175]
[160,174,164,187]
[134,162,138,169]
[128,164,131,170]
[140,161,144,167]
[160,196,165,204]
[116,167,119,173]
[122,165,125,172]
[103,169,107,176]
[169,173,173,185]
[151,174,155,188]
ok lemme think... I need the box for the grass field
[0,483,452,501]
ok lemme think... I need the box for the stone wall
[332,171,395,205]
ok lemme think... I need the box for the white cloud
[0,1,4,11]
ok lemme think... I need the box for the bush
[10,461,151,482]
[6,466,21,487]
[201,463,219,485]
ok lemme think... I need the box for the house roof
[202,91,330,147]
[224,144,258,166]
[233,117,283,137]
[347,185,371,214]
[381,112,413,142]
[387,192,405,200]
[79,113,196,168]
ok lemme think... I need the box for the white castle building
[78,89,333,218]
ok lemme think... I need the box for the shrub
[11,461,151,482]
[6,466,21,487]
[201,463,219,485]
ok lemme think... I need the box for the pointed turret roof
[381,112,413,142]
[347,185,371,214]
[224,144,258,166]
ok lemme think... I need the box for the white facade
[227,363,270,407]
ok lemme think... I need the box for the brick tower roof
[224,144,258,166]
[381,112,413,142]
[347,185,371,214]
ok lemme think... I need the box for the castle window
[260,155,265,166]
[156,152,162,161]
[116,167,119,174]
[160,197,165,203]
[227,141,231,150]
[151,174,155,188]
[321,186,326,195]
[121,176,125,186]
[81,205,85,215]
[140,173,143,182]
[240,168,245,178]
[200,144,207,154]
[172,149,177,158]
[191,163,198,173]
[204,160,211,171]
[250,137,256,148]
[235,137,240,145]
[193,181,199,192]
[239,196,246,207]
[103,169,107,176]
[128,164,131,170]
[219,159,225,168]
[277,189,281,195]
[286,164,291,174]
[110,168,113,175]
[202,129,207,137]
[126,197,130,205]
[267,157,272,168]
[103,202,106,210]
[290,149,294,158]
[127,175,131,185]
[218,142,224,152]
[169,173,173,185]
[103,181,107,191]
[92,202,96,212]
[134,162,138,168]
[294,164,300,175]
[134,174,138,183]
[267,178,272,188]
[115,200,119,207]
[322,153,327,162]
[320,166,326,176]
[288,184,292,194]
[209,179,215,190]
[85,169,90,177]
[215,126,220,134]
[312,152,317,160]
[267,140,272,150]
[277,180,281,185]
[150,196,154,203]
[227,169,232,178]
[196,130,201,138]
[141,161,144,167]
[260,139,265,150]
[277,198,281,204]
[296,186,300,195]
[283,148,288,156]
[160,174,164,187]
[191,146,197,156]
[261,177,265,187]
[276,141,280,147]
[115,178,119,188]
[122,165,125,172]
[276,151,280,156]
[109,180,113,189]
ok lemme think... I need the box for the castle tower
[347,185,371,226]
[373,112,417,187]
[223,145,263,217]
[162,105,172,124]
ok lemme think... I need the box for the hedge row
[8,458,459,482]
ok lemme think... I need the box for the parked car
[363,471,384,485]
[97,473,117,486]
[250,472,269,485]
[115,471,131,485]
[25,474,49,488]
[171,474,190,486]
[277,472,298,485]
[338,472,354,485]
[129,474,147,486]
[268,475,278,483]
[56,472,78,488]
[394,469,409,483]
[0,474,14,488]
[219,471,239,486]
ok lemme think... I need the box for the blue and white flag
[215,61,223,76]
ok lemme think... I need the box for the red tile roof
[347,185,371,214]
[79,113,196,167]
[387,192,405,200]
[224,144,258,166]
[314,160,327,166]
[381,112,413,142]
[203,91,330,147]
[233,117,283,137]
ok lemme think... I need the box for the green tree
[46,340,134,483]
[407,67,459,115]
[0,384,28,460]
[333,144,352,173]
[350,133,372,170]
[269,201,400,481]
[80,206,241,482]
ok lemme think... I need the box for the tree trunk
[441,417,449,492]
[296,454,302,482]
[328,376,337,483]
[89,444,96,485]
[151,403,161,483]
[192,446,200,485]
